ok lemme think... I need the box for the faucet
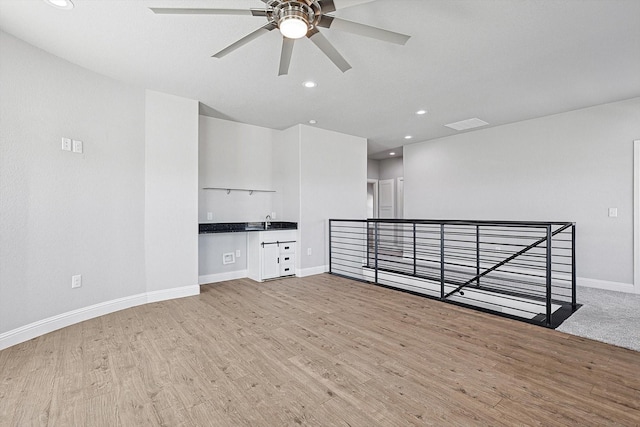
[265,214,271,230]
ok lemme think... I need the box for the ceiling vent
[445,118,489,131]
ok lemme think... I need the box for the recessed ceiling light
[404,135,413,140]
[416,110,427,115]
[389,152,396,156]
[44,0,74,9]
[303,81,317,88]
[309,120,317,125]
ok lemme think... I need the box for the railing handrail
[331,218,574,227]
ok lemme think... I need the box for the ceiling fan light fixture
[43,0,74,9]
[279,14,310,39]
[277,2,313,39]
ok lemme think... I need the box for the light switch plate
[207,212,213,220]
[608,207,618,217]
[71,274,82,288]
[72,139,83,153]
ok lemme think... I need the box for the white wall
[0,32,146,337]
[199,116,277,223]
[273,125,301,223]
[145,90,199,295]
[198,116,278,279]
[404,97,640,290]
[379,157,404,180]
[198,120,367,280]
[299,125,368,273]
[367,159,380,179]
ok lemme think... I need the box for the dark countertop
[199,221,297,234]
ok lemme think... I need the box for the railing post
[440,224,445,299]
[476,225,480,288]
[329,220,333,274]
[413,223,417,276]
[571,223,577,310]
[366,220,370,268]
[545,225,552,327]
[374,221,379,284]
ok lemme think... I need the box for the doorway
[367,179,378,219]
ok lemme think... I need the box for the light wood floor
[1,274,639,426]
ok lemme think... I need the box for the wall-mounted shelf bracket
[203,187,276,195]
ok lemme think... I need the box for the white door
[262,244,280,280]
[378,179,395,219]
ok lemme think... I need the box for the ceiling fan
[150,0,411,75]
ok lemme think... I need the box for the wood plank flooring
[1,273,639,426]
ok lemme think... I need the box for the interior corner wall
[198,116,276,223]
[145,90,199,294]
[379,157,404,180]
[299,125,367,274]
[273,125,301,224]
[198,116,278,280]
[404,97,640,289]
[0,31,146,338]
[367,159,380,179]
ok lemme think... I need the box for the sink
[246,221,265,231]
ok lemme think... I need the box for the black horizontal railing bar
[331,240,367,249]
[372,269,552,311]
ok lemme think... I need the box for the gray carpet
[556,286,640,352]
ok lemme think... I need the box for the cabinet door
[262,244,280,280]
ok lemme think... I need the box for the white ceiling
[1,0,639,159]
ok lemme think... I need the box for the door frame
[634,140,639,292]
[367,179,379,219]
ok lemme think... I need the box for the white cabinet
[248,230,297,282]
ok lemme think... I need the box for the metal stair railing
[329,218,578,328]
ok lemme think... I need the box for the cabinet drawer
[280,263,295,276]
[280,254,295,264]
[280,242,295,254]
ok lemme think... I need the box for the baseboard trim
[577,277,636,294]
[0,284,200,351]
[147,285,200,303]
[298,265,328,278]
[199,270,248,284]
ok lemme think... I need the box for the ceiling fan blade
[317,16,410,45]
[149,8,267,16]
[278,38,295,76]
[213,23,277,58]
[318,0,376,13]
[307,29,351,73]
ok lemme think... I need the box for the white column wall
[145,90,199,296]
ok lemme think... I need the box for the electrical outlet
[608,208,618,218]
[235,249,241,258]
[71,274,82,289]
[61,137,72,151]
[207,212,213,220]
[72,139,83,153]
[307,248,312,256]
[222,252,235,265]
